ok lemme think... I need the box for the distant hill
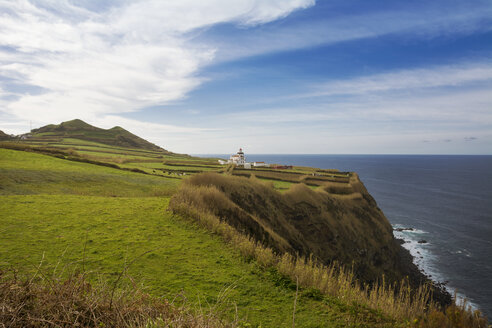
[31,119,169,152]
[0,130,12,140]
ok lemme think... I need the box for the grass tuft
[0,268,234,328]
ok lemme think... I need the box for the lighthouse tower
[237,148,245,165]
[228,148,246,166]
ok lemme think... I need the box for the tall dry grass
[0,267,235,328]
[169,175,488,327]
[169,199,433,321]
[413,301,487,328]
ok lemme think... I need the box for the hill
[30,119,168,152]
[0,130,11,140]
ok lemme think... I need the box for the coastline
[196,154,491,317]
[393,224,479,312]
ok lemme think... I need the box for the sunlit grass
[0,144,487,327]
[0,148,179,196]
[0,194,388,327]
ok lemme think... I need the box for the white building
[218,148,270,169]
[253,161,269,167]
[219,148,247,166]
[230,148,245,165]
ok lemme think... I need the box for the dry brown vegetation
[413,304,487,328]
[0,268,234,328]
[169,172,488,327]
[170,173,407,284]
[232,168,349,185]
[322,181,355,195]
[169,192,434,321]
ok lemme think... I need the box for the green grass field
[0,147,397,327]
[3,135,350,189]
[8,125,350,187]
[0,195,394,327]
[0,148,179,196]
[1,119,486,328]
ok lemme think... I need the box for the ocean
[196,154,492,318]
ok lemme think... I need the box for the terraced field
[4,133,355,193]
[0,147,395,327]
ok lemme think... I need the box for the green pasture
[0,147,392,327]
[0,148,179,196]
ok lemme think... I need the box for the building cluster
[218,148,269,169]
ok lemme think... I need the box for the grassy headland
[0,120,488,327]
[0,148,397,327]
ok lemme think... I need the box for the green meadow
[0,147,395,327]
[2,120,485,328]
[0,148,179,196]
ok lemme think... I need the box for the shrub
[323,182,354,195]
[0,269,234,328]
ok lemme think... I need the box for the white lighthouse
[229,148,245,165]
[218,148,254,166]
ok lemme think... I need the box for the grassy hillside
[28,119,167,152]
[169,173,410,285]
[0,137,487,327]
[0,137,220,178]
[0,148,401,327]
[0,130,11,140]
[0,148,179,196]
[168,173,487,327]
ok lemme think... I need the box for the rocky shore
[395,236,452,307]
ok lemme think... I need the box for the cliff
[170,172,451,305]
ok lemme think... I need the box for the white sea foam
[392,224,480,312]
[453,290,480,313]
[393,224,444,282]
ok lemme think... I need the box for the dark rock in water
[418,239,428,244]
[394,227,414,232]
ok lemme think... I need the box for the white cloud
[209,6,492,62]
[0,0,314,131]
[206,76,492,154]
[107,0,315,34]
[311,62,492,97]
[91,114,220,153]
[237,0,315,25]
[222,84,492,126]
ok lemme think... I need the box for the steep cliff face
[172,172,419,285]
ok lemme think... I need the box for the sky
[0,0,491,154]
